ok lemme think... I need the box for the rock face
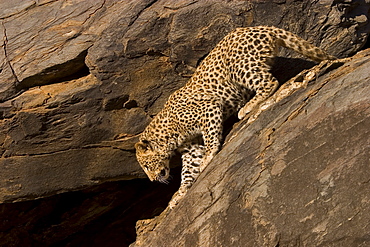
[0,0,369,246]
[1,0,369,204]
[132,49,370,247]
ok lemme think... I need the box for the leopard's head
[135,140,170,184]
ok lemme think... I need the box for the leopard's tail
[270,27,337,62]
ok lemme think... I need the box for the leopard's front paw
[168,191,184,209]
[168,199,179,209]
[238,104,252,119]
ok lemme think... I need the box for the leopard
[135,26,336,208]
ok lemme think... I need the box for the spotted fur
[168,143,206,208]
[135,26,336,208]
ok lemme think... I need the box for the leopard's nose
[159,169,167,177]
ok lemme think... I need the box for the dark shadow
[271,57,317,84]
[16,50,90,91]
[362,37,370,50]
[0,171,181,247]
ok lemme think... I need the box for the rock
[132,49,370,247]
[1,0,366,205]
[0,74,150,202]
[0,0,369,246]
[0,0,103,100]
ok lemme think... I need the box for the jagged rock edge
[15,49,91,91]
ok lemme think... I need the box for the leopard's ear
[135,140,152,153]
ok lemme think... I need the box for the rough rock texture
[1,0,369,203]
[0,0,369,246]
[1,0,369,204]
[132,49,370,247]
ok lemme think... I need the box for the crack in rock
[2,21,19,85]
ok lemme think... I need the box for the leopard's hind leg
[238,71,279,119]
